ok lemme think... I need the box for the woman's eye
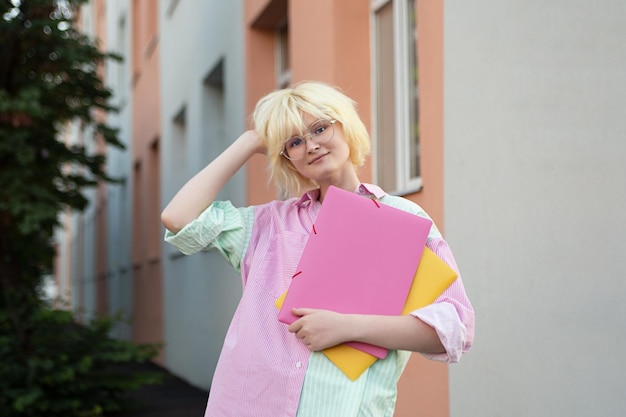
[311,121,329,136]
[313,126,325,136]
[287,137,304,148]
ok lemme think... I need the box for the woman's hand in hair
[240,129,267,156]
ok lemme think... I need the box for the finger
[287,321,301,334]
[292,307,317,316]
[291,307,305,317]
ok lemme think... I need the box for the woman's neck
[318,175,361,203]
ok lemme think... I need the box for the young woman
[161,81,474,417]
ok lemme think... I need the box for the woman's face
[281,113,353,185]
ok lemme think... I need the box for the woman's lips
[308,152,329,164]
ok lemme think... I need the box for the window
[372,0,420,194]
[276,22,291,88]
[172,106,187,189]
[250,0,289,88]
[116,15,128,107]
[202,59,225,161]
[132,160,142,265]
[146,139,161,260]
[166,0,180,17]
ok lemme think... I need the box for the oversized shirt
[164,184,475,417]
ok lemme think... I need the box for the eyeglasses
[280,119,337,161]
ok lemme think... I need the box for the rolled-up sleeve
[164,201,254,271]
[409,237,475,363]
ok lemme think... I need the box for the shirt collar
[356,183,386,199]
[293,183,386,207]
[294,189,321,207]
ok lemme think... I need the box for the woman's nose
[305,135,320,152]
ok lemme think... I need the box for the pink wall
[396,1,449,416]
[244,1,448,415]
[93,0,109,318]
[289,0,373,183]
[245,0,278,204]
[130,0,164,364]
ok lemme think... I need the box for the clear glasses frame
[279,119,337,161]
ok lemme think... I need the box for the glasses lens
[282,120,335,161]
[284,136,305,160]
[309,120,333,142]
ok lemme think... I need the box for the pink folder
[277,186,432,358]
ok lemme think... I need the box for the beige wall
[158,0,247,389]
[445,0,626,416]
[93,0,109,319]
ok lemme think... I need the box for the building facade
[158,0,247,389]
[54,0,626,416]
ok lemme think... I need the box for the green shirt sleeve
[163,201,255,272]
[379,194,442,239]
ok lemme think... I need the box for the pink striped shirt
[164,184,474,417]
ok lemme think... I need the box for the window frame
[275,21,291,88]
[371,0,422,195]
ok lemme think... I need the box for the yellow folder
[275,246,458,381]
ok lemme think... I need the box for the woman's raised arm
[160,130,266,234]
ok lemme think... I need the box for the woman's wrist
[237,129,266,156]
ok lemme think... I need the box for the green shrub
[0,308,162,417]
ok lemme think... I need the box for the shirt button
[296,361,302,368]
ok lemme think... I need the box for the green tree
[0,1,160,415]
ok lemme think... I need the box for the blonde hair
[252,81,371,198]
